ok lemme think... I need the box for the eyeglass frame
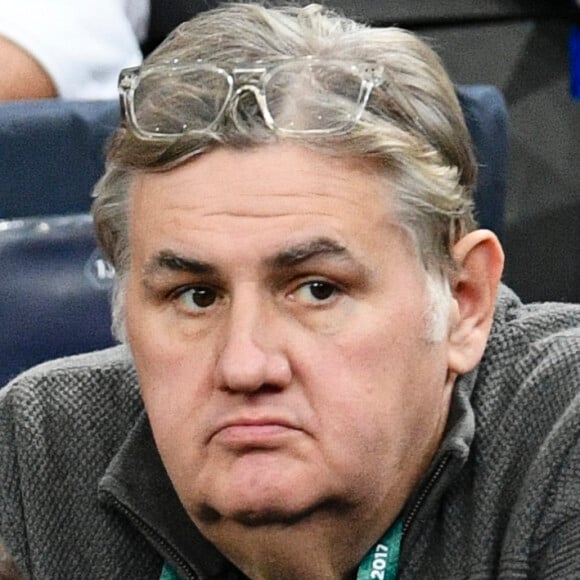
[118,56,386,141]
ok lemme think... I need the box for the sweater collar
[399,285,521,556]
[98,412,240,580]
[400,367,477,539]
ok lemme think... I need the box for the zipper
[104,491,200,580]
[402,453,450,536]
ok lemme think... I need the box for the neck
[197,502,395,580]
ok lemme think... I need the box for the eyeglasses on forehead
[118,57,385,140]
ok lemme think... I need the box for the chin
[196,453,316,506]
[196,492,344,529]
[227,504,323,527]
[207,485,314,518]
[190,473,341,528]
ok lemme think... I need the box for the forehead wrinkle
[139,173,376,222]
[233,188,370,205]
[204,183,371,214]
[200,209,340,220]
[160,195,354,221]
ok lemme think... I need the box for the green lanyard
[356,519,403,580]
[159,563,179,580]
[160,519,402,580]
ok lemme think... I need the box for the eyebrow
[269,238,352,270]
[142,237,362,281]
[143,251,218,278]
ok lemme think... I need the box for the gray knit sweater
[1,286,579,579]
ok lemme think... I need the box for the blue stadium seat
[0,86,508,234]
[0,214,115,386]
[0,99,119,219]
[457,85,508,238]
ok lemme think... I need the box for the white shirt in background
[0,0,150,100]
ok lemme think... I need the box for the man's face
[126,143,456,534]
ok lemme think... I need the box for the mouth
[210,417,302,448]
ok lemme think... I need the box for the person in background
[1,3,579,579]
[0,0,220,101]
[1,0,578,101]
[0,0,149,100]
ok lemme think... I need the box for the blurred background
[0,0,578,383]
[351,0,580,304]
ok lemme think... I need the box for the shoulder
[470,284,580,473]
[0,345,141,428]
[472,287,580,452]
[0,344,143,482]
[475,286,580,422]
[488,285,580,358]
[472,288,580,522]
[0,344,142,469]
[442,288,580,574]
[0,346,144,574]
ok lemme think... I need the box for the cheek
[126,296,215,443]
[134,347,214,484]
[306,309,448,456]
[136,348,212,429]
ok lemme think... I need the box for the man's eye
[294,281,338,304]
[176,287,218,312]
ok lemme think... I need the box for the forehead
[128,143,401,262]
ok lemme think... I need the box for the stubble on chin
[191,496,369,580]
[193,492,353,527]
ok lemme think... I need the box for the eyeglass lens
[264,62,367,132]
[131,62,370,136]
[133,68,232,135]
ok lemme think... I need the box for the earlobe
[447,230,505,375]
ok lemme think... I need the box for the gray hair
[92,2,477,341]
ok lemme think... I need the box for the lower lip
[213,424,299,447]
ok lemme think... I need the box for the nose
[214,294,292,394]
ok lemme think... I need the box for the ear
[447,230,504,375]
